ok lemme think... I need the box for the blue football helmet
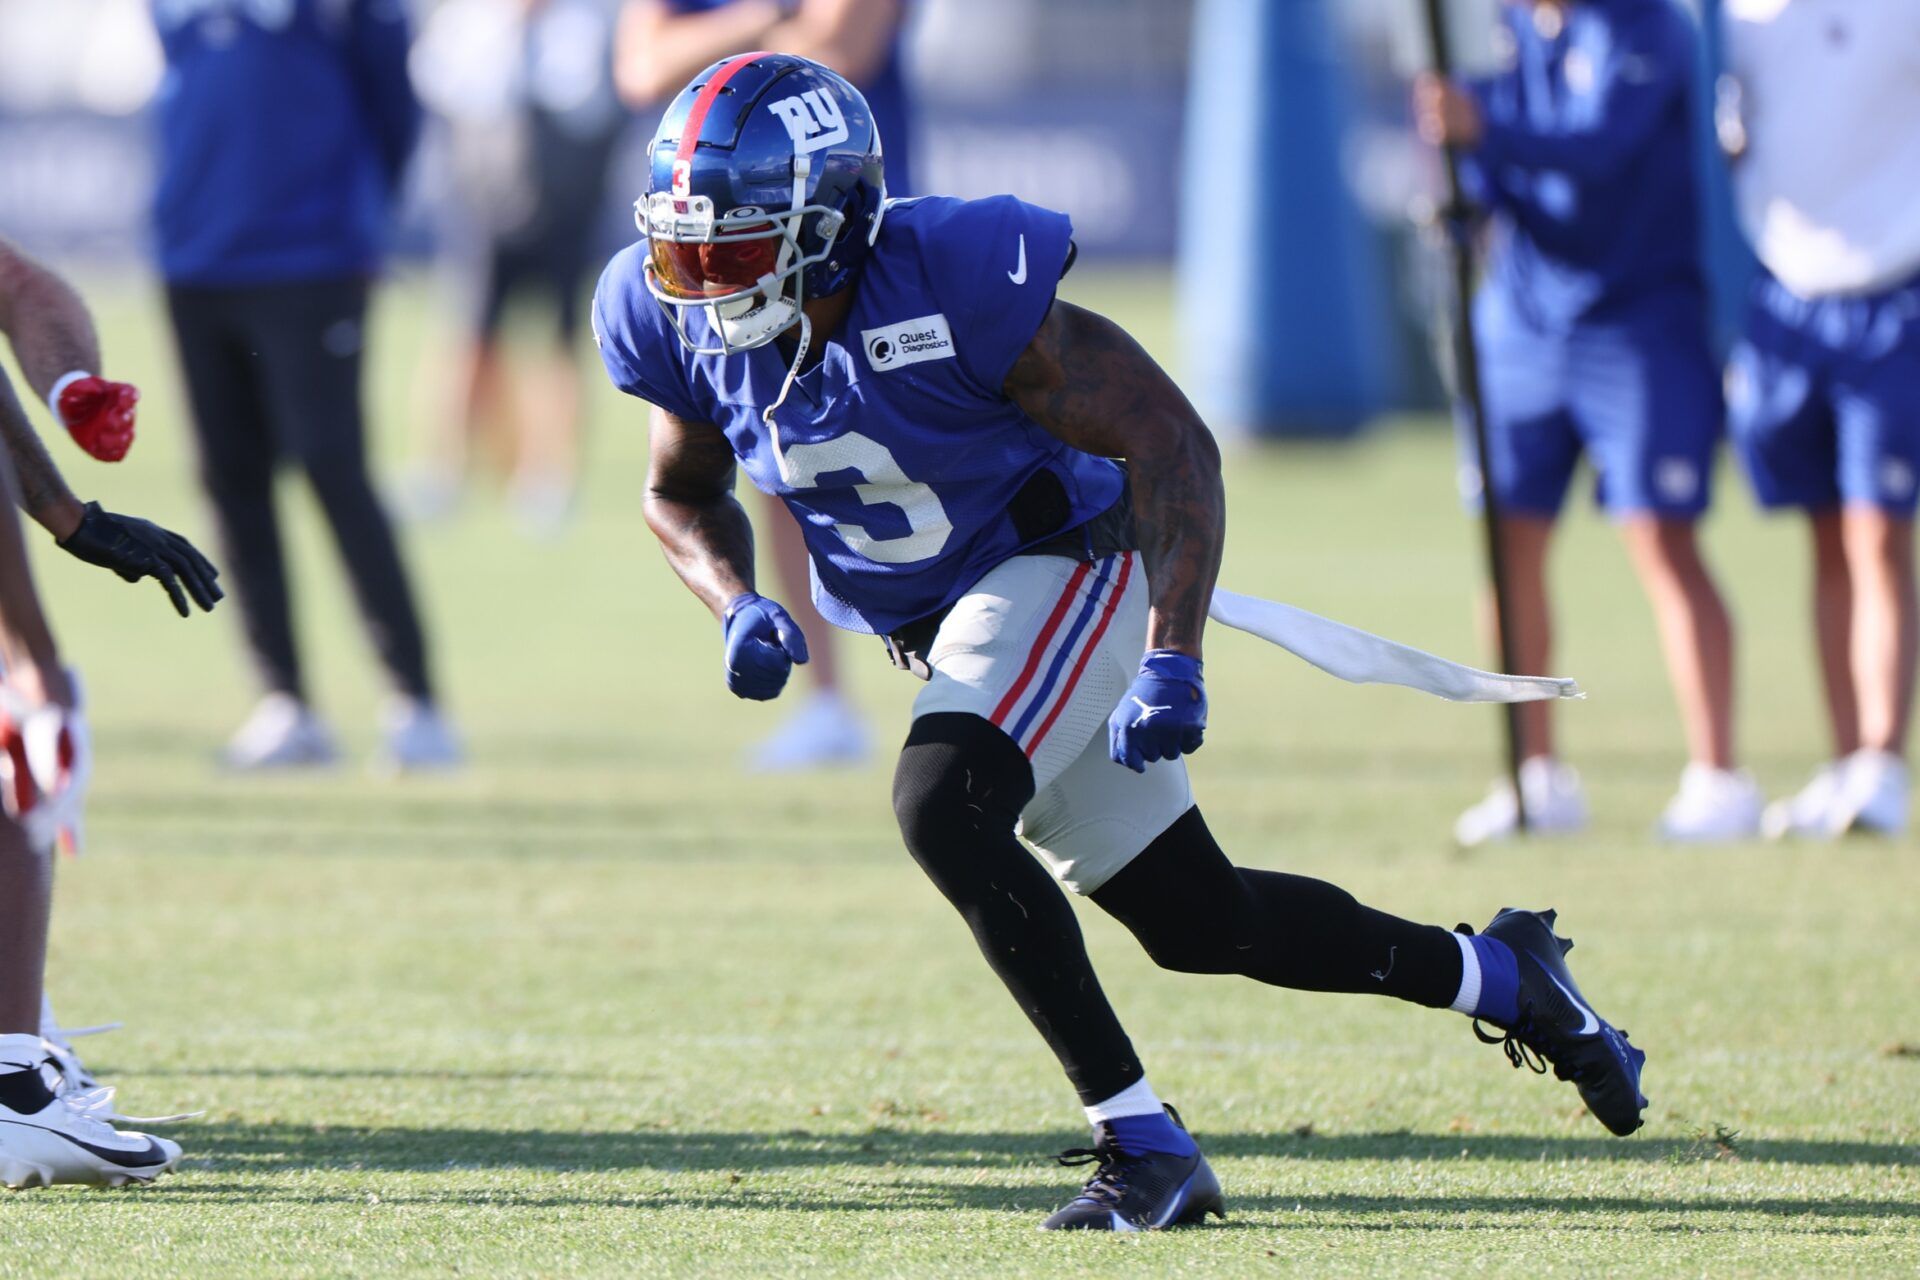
[638,52,887,357]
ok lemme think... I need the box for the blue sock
[1469,934,1521,1025]
[1106,1109,1197,1159]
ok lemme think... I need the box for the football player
[596,54,1649,1230]
[0,240,216,1187]
[614,0,919,772]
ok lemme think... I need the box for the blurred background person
[402,0,626,538]
[612,0,914,771]
[151,0,461,772]
[1416,0,1755,846]
[1719,0,1920,838]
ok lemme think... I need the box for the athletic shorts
[1726,270,1920,515]
[911,551,1191,895]
[1465,294,1723,519]
[470,236,593,345]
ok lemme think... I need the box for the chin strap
[757,151,823,487]
[761,307,810,485]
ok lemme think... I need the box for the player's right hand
[722,592,809,700]
[57,502,224,618]
[54,376,139,462]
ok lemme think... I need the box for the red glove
[53,374,138,462]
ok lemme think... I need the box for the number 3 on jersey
[781,433,954,564]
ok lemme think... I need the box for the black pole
[1419,0,1529,831]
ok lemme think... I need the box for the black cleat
[1467,908,1649,1137]
[1039,1105,1226,1231]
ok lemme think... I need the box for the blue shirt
[151,0,420,286]
[1465,0,1706,331]
[594,195,1124,634]
[660,0,915,195]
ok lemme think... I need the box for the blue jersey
[150,0,420,286]
[594,195,1124,635]
[660,0,915,195]
[1464,0,1705,331]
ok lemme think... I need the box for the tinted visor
[648,225,782,300]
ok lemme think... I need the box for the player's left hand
[722,591,810,700]
[54,376,139,462]
[1109,649,1207,774]
[57,502,224,617]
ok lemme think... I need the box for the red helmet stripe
[674,51,773,166]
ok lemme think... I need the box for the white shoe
[1761,762,1845,840]
[508,470,577,541]
[223,694,339,771]
[1658,763,1762,842]
[389,463,463,525]
[376,697,465,774]
[1453,757,1590,847]
[0,1036,180,1188]
[745,691,871,772]
[38,997,117,1095]
[1831,748,1909,836]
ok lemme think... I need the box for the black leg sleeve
[1091,807,1465,1009]
[893,712,1146,1106]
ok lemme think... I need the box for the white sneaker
[0,1036,180,1188]
[1761,762,1845,840]
[508,470,577,541]
[1453,757,1590,847]
[38,996,117,1095]
[223,693,339,771]
[1658,763,1763,842]
[745,691,871,772]
[388,463,463,525]
[1831,748,1909,836]
[376,697,465,774]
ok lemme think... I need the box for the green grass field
[3,269,1915,1277]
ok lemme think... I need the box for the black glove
[58,501,224,618]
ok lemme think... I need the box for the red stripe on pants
[1024,554,1135,759]
[988,560,1094,729]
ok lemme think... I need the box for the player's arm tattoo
[1006,299,1225,657]
[643,407,757,619]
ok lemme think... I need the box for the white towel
[1208,588,1580,704]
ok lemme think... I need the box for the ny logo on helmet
[767,90,849,154]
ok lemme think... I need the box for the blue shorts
[1727,271,1920,515]
[1464,295,1723,520]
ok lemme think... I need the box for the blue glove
[1108,649,1207,773]
[722,592,809,700]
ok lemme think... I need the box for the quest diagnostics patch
[862,314,954,371]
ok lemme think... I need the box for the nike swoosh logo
[1007,234,1027,285]
[1544,968,1600,1035]
[2,1118,170,1168]
[1371,946,1397,982]
[1147,1169,1198,1228]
